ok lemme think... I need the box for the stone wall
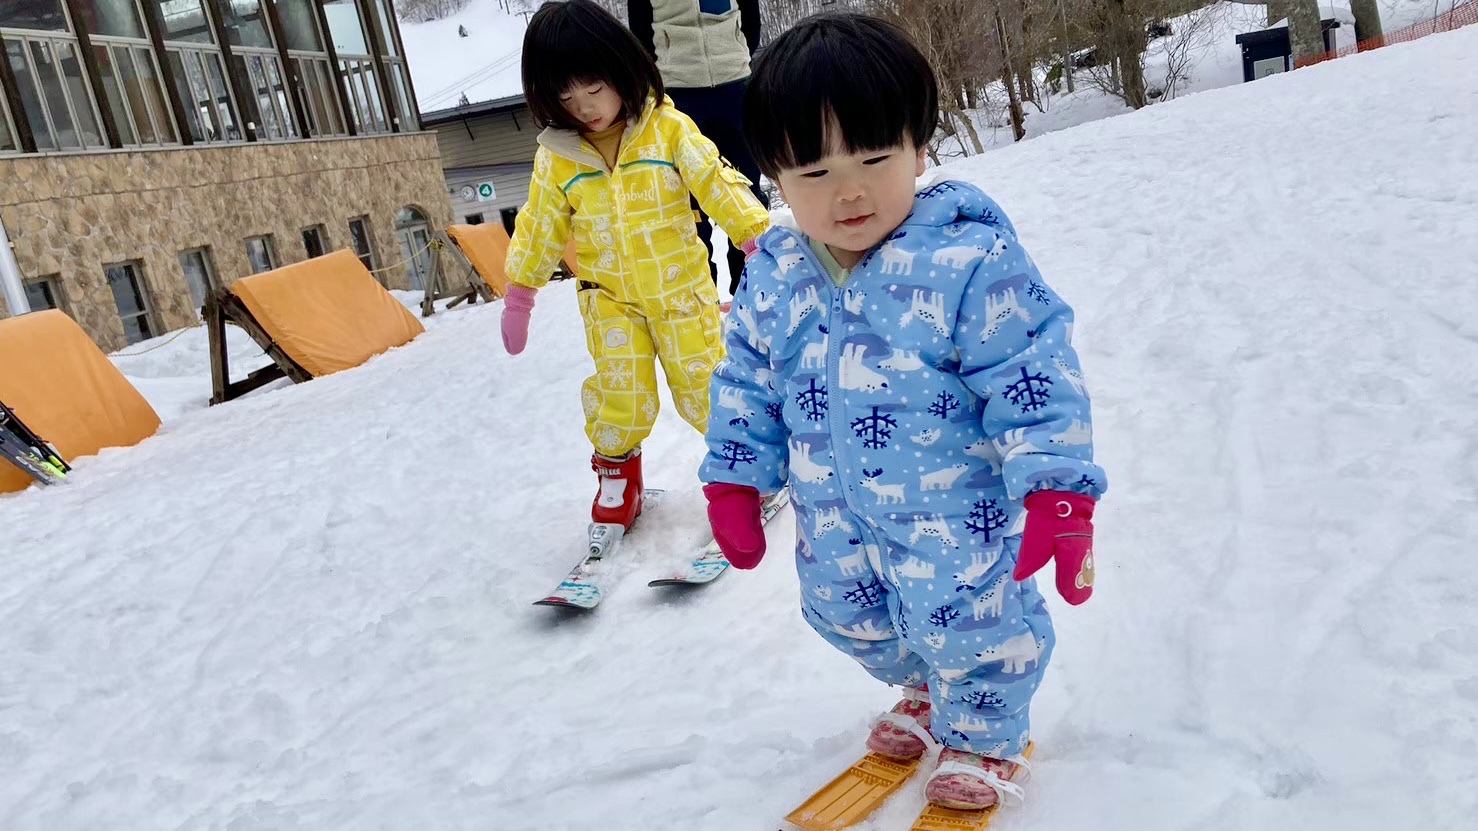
[0,133,452,352]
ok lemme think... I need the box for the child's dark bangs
[529,22,608,101]
[746,15,936,175]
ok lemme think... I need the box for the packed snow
[400,1,528,113]
[2,25,1476,831]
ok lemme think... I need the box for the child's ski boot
[591,448,644,530]
[865,685,933,760]
[925,747,1030,809]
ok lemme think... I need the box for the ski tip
[532,596,599,610]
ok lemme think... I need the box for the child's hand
[1013,491,1096,605]
[703,483,766,569]
[501,285,537,355]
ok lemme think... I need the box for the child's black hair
[521,0,665,131]
[743,12,938,177]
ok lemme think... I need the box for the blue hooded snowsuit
[700,180,1107,756]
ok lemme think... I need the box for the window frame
[89,24,178,147]
[103,259,158,344]
[1,25,109,152]
[177,245,216,309]
[244,233,277,273]
[347,214,376,274]
[0,80,19,153]
[23,274,68,312]
[301,223,326,258]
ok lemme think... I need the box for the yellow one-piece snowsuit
[505,94,770,456]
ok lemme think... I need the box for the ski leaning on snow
[648,488,791,587]
[781,743,1034,831]
[533,489,666,610]
[0,400,69,486]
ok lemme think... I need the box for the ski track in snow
[2,28,1477,831]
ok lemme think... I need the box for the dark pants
[668,78,770,296]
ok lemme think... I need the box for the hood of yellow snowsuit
[504,94,770,311]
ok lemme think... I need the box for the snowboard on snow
[781,743,1034,831]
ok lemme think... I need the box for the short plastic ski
[533,488,664,610]
[648,489,790,587]
[781,752,923,831]
[906,744,1034,831]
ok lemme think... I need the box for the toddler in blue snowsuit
[698,12,1109,812]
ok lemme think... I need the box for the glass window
[75,0,145,39]
[463,213,483,225]
[1,0,70,32]
[53,40,102,144]
[24,276,64,311]
[5,37,105,151]
[93,43,173,145]
[301,225,325,258]
[369,0,396,56]
[178,247,215,308]
[105,262,155,344]
[388,60,414,130]
[499,208,518,235]
[155,0,214,44]
[348,216,375,272]
[5,41,54,149]
[296,56,343,135]
[273,0,322,52]
[322,0,368,55]
[91,44,138,144]
[132,46,174,141]
[245,234,276,273]
[216,0,272,48]
[1,96,17,152]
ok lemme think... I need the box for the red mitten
[703,483,766,569]
[1012,491,1097,605]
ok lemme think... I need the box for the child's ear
[914,146,927,176]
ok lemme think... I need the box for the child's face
[560,79,623,132]
[775,133,927,267]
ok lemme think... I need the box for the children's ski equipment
[533,489,664,609]
[648,489,790,587]
[0,400,69,486]
[780,743,1034,831]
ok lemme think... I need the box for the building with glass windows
[0,0,452,351]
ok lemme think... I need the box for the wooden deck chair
[419,234,496,318]
[206,249,424,405]
[445,223,579,303]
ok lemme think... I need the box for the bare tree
[1286,0,1324,62]
[1157,3,1224,99]
[399,0,471,23]
[1348,0,1384,46]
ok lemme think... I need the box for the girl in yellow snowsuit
[500,0,770,529]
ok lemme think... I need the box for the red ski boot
[591,449,644,530]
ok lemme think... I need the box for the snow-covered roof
[399,0,528,116]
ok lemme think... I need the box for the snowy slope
[958,0,1461,153]
[400,1,528,113]
[3,28,1477,831]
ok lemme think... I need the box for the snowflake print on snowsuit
[700,180,1107,756]
[506,93,770,456]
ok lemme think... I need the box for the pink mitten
[703,482,766,569]
[1013,491,1097,605]
[740,238,759,260]
[501,285,537,355]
